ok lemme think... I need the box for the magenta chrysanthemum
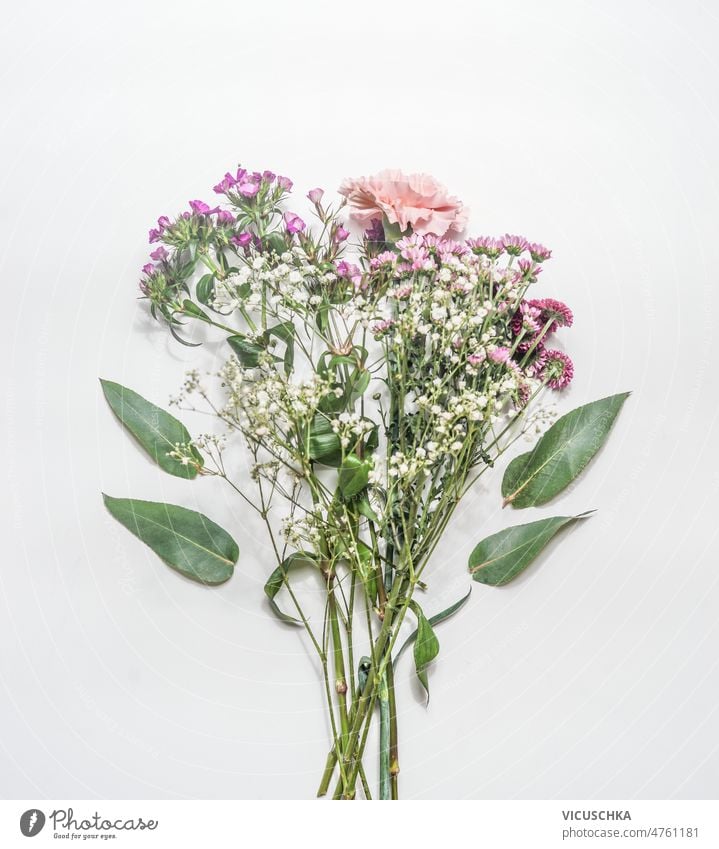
[542,349,574,389]
[528,297,574,333]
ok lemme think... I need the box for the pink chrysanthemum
[527,242,552,262]
[500,234,529,256]
[371,319,396,336]
[511,300,542,336]
[466,236,503,259]
[522,342,548,378]
[424,234,468,257]
[541,349,574,389]
[488,346,512,364]
[369,251,397,271]
[528,298,574,333]
[396,233,430,269]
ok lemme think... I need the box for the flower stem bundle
[101,167,628,799]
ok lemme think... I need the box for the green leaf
[396,588,471,661]
[196,273,215,306]
[182,299,211,322]
[265,321,295,375]
[409,601,440,702]
[307,414,342,467]
[356,496,380,525]
[100,379,202,479]
[351,370,371,400]
[102,495,238,584]
[265,233,288,255]
[264,551,317,624]
[227,334,264,368]
[338,454,371,500]
[502,392,630,508]
[469,514,592,586]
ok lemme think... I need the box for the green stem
[379,672,390,800]
[328,580,349,751]
[386,659,399,799]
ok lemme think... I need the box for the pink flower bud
[307,187,324,204]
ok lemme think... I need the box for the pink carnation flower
[338,169,468,238]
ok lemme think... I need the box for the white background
[1,0,718,801]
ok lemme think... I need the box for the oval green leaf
[502,392,630,508]
[100,379,202,479]
[103,494,238,584]
[469,513,592,586]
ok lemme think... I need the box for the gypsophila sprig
[102,165,629,800]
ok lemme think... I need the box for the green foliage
[502,393,630,508]
[408,601,440,702]
[100,379,202,478]
[469,515,591,585]
[103,495,237,584]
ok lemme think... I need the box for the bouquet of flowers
[101,167,628,799]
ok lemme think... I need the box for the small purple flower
[262,170,276,183]
[364,218,385,243]
[142,263,155,275]
[150,246,169,261]
[284,211,306,234]
[237,179,260,198]
[334,225,350,243]
[231,232,253,248]
[148,228,161,244]
[189,199,212,215]
[157,215,171,231]
[216,209,235,224]
[307,187,324,204]
[277,175,293,192]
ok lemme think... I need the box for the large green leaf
[227,334,264,368]
[103,495,238,584]
[306,413,342,466]
[469,514,591,586]
[338,454,371,500]
[502,392,629,508]
[100,379,202,478]
[396,588,471,660]
[409,601,440,703]
[264,551,317,624]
